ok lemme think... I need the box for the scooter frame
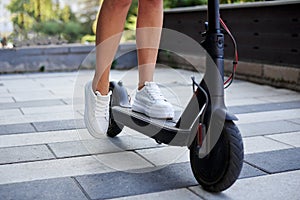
[109,0,236,149]
[108,0,244,192]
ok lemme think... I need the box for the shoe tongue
[144,82,164,99]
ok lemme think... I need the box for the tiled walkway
[0,68,299,200]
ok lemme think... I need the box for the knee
[105,0,132,9]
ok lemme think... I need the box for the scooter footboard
[111,106,199,146]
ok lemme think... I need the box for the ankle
[94,84,109,95]
[138,84,145,91]
[97,89,109,95]
[92,78,110,95]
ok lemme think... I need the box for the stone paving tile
[0,74,27,80]
[0,99,65,110]
[0,178,88,200]
[0,158,266,198]
[26,71,78,78]
[109,188,202,200]
[107,134,162,150]
[32,119,85,132]
[0,97,14,103]
[21,105,74,115]
[1,79,41,89]
[236,109,300,124]
[289,118,300,125]
[12,90,58,102]
[239,162,267,179]
[225,82,295,99]
[0,108,23,117]
[0,145,55,164]
[0,123,36,135]
[0,83,7,89]
[48,87,75,93]
[120,127,153,139]
[229,100,300,114]
[7,87,49,93]
[36,77,75,85]
[62,98,83,105]
[238,120,300,137]
[244,148,300,173]
[0,92,14,98]
[0,129,94,148]
[136,146,189,166]
[75,162,198,200]
[0,112,83,125]
[0,156,111,185]
[257,94,300,103]
[243,136,292,154]
[225,97,267,107]
[75,159,267,200]
[40,83,75,91]
[48,139,123,158]
[47,134,162,159]
[189,170,300,200]
[95,151,154,172]
[136,146,266,178]
[266,131,300,147]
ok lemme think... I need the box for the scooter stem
[200,0,237,124]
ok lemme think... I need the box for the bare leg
[93,0,132,95]
[136,0,163,89]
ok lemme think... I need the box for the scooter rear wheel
[107,118,123,138]
[190,121,244,192]
[107,83,124,138]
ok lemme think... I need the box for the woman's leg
[136,0,163,89]
[132,0,174,119]
[92,0,132,95]
[85,0,132,136]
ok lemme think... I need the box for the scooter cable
[220,18,238,88]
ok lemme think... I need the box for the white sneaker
[132,82,174,119]
[84,81,111,137]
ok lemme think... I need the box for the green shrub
[36,20,63,36]
[62,21,84,43]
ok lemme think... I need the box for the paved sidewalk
[0,68,300,200]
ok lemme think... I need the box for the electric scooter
[107,0,244,192]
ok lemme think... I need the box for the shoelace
[146,83,165,101]
[94,96,109,119]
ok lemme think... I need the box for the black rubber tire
[106,84,124,138]
[107,118,123,138]
[190,121,244,192]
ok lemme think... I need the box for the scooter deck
[111,106,195,146]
